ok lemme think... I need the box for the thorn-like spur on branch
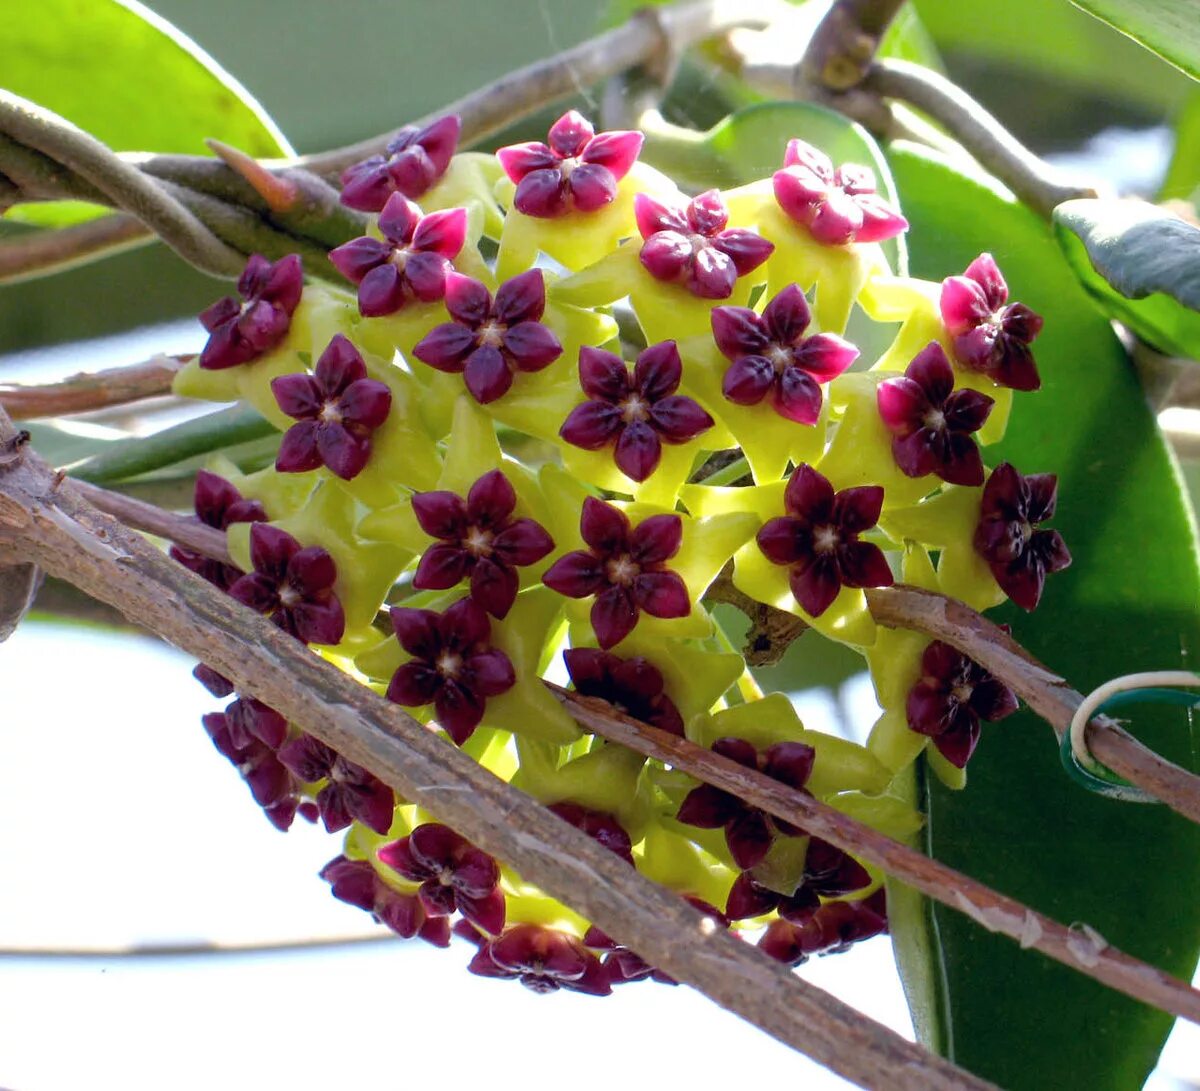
[554,684,1200,1027]
[48,476,1200,1027]
[296,0,781,177]
[862,60,1099,218]
[0,355,188,421]
[0,417,994,1091]
[865,585,1200,825]
[0,213,152,285]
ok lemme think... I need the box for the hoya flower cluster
[173,109,1069,992]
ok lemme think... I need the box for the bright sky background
[1,289,1198,1090]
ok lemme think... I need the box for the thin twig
[55,478,1200,1024]
[553,684,1200,1026]
[0,419,993,1091]
[0,91,243,276]
[0,213,152,284]
[863,60,1099,218]
[0,355,187,420]
[800,0,908,91]
[865,585,1200,825]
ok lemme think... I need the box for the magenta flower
[757,464,893,618]
[385,598,516,745]
[759,890,888,965]
[724,838,871,921]
[378,823,506,935]
[635,190,774,299]
[170,469,266,590]
[711,283,858,424]
[560,341,714,481]
[468,923,611,995]
[411,469,554,619]
[676,736,816,870]
[228,524,346,645]
[906,639,1019,768]
[202,710,316,832]
[876,342,994,486]
[940,253,1044,391]
[277,733,396,834]
[271,334,392,480]
[496,110,643,218]
[328,195,466,317]
[973,462,1071,611]
[320,855,452,946]
[413,270,562,404]
[198,254,303,370]
[219,694,288,750]
[542,498,690,649]
[562,646,684,736]
[547,802,635,866]
[772,139,907,246]
[339,115,461,211]
[585,897,727,986]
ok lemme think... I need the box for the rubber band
[1062,671,1200,801]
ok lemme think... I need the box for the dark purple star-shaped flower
[973,462,1071,611]
[772,139,908,247]
[585,897,728,986]
[202,710,316,832]
[378,823,506,935]
[219,694,289,750]
[906,639,1019,768]
[198,254,303,370]
[759,889,888,965]
[468,923,612,995]
[635,189,774,300]
[328,195,466,317]
[170,469,266,590]
[560,341,714,481]
[676,736,816,870]
[547,802,635,866]
[542,497,691,649]
[277,733,396,835]
[228,524,346,645]
[724,838,871,921]
[320,855,452,946]
[411,469,554,619]
[271,334,392,480]
[496,110,643,218]
[338,114,461,211]
[562,646,684,736]
[385,597,516,745]
[757,463,893,618]
[413,270,562,404]
[876,342,994,487]
[940,253,1044,391]
[711,283,859,425]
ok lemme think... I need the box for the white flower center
[464,526,493,557]
[923,408,946,431]
[951,683,974,704]
[436,652,463,678]
[319,401,343,425]
[477,321,506,348]
[766,345,793,374]
[620,394,649,423]
[813,525,840,555]
[389,247,410,272]
[278,585,302,608]
[606,554,640,586]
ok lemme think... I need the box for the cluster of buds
[171,107,1066,992]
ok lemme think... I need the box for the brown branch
[556,684,1200,1026]
[51,478,1200,1026]
[862,60,1099,218]
[0,418,992,1091]
[0,355,187,420]
[0,213,152,284]
[800,0,908,91]
[865,585,1200,825]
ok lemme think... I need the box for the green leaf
[640,100,906,275]
[1161,89,1200,204]
[1072,0,1200,81]
[886,142,1200,1090]
[1053,197,1200,360]
[1,0,291,228]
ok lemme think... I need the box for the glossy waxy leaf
[1053,198,1200,360]
[1072,0,1200,81]
[886,142,1200,1090]
[1,0,291,227]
